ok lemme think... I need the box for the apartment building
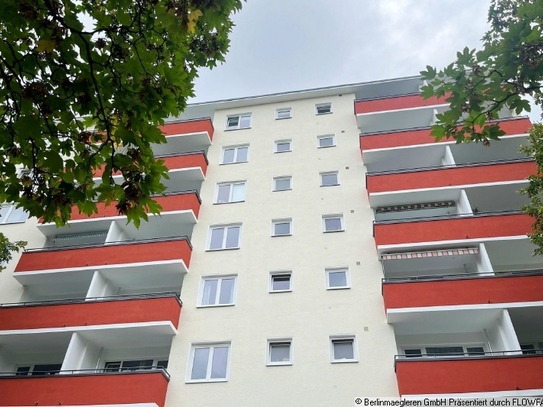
[0,76,542,406]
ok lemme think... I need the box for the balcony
[155,117,214,156]
[0,293,182,331]
[359,117,532,151]
[383,270,543,310]
[0,369,170,406]
[395,352,543,395]
[374,211,532,247]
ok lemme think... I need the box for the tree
[420,0,543,253]
[0,0,243,268]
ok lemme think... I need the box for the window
[221,145,249,164]
[316,103,332,115]
[104,359,167,372]
[317,134,336,148]
[188,343,230,382]
[326,268,350,289]
[269,271,292,293]
[267,339,292,365]
[520,343,543,355]
[403,346,487,358]
[0,204,29,224]
[215,182,246,204]
[276,108,292,120]
[226,114,251,130]
[208,225,241,250]
[272,219,292,236]
[16,363,62,376]
[273,176,292,192]
[323,215,344,232]
[199,276,237,306]
[274,140,292,153]
[330,336,358,363]
[320,171,339,187]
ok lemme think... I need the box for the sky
[190,0,542,121]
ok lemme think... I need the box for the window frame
[329,335,358,363]
[402,344,488,358]
[322,214,345,233]
[269,271,292,293]
[275,107,292,120]
[207,224,242,251]
[325,267,350,290]
[267,338,293,366]
[272,218,292,237]
[220,145,249,165]
[198,275,237,307]
[273,176,292,192]
[317,134,336,148]
[226,113,252,130]
[186,342,231,383]
[315,103,332,115]
[274,139,292,153]
[214,181,246,204]
[0,204,29,225]
[320,171,340,187]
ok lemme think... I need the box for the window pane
[32,364,62,376]
[237,147,248,162]
[227,117,239,128]
[321,173,338,186]
[210,228,225,250]
[325,217,342,231]
[223,149,235,164]
[7,207,28,223]
[16,366,31,376]
[319,137,334,147]
[272,275,291,291]
[122,359,153,371]
[217,185,231,203]
[270,343,290,362]
[191,348,210,380]
[202,279,218,305]
[219,278,235,304]
[467,347,485,356]
[0,206,10,223]
[274,222,291,235]
[231,184,245,202]
[317,104,331,114]
[210,346,229,379]
[275,178,291,191]
[328,271,347,287]
[404,349,422,358]
[425,346,464,357]
[239,115,251,128]
[333,340,354,360]
[276,142,290,152]
[225,226,240,248]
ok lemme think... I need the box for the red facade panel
[396,356,543,395]
[0,371,169,406]
[367,161,535,193]
[355,95,445,115]
[14,238,192,272]
[374,213,532,246]
[161,118,214,140]
[383,274,543,309]
[0,296,182,330]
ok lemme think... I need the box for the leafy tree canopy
[0,0,242,268]
[420,0,543,253]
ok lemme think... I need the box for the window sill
[274,150,292,154]
[326,286,351,290]
[316,112,333,116]
[206,247,241,252]
[330,359,358,364]
[266,362,292,366]
[224,127,251,132]
[271,234,292,238]
[320,184,340,187]
[213,201,245,205]
[273,189,292,192]
[186,378,228,384]
[269,289,292,294]
[219,161,248,166]
[275,117,292,120]
[197,303,235,309]
[318,145,336,149]
[323,229,344,233]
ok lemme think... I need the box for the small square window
[272,219,292,236]
[215,182,246,204]
[276,108,292,120]
[267,339,292,365]
[274,140,292,153]
[323,215,344,232]
[208,225,241,250]
[187,343,230,382]
[326,268,350,289]
[320,171,339,187]
[318,135,336,148]
[270,271,292,293]
[330,336,358,363]
[273,176,292,192]
[199,275,237,307]
[316,103,332,115]
[226,114,251,130]
[221,145,249,164]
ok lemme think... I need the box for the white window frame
[269,271,292,293]
[207,224,242,251]
[315,103,332,115]
[103,358,168,372]
[273,176,292,192]
[274,139,292,153]
[186,342,231,383]
[272,218,292,237]
[214,181,246,204]
[402,344,487,358]
[330,335,358,363]
[326,267,350,290]
[0,204,29,225]
[320,171,339,187]
[221,145,249,165]
[276,108,292,120]
[317,134,336,148]
[322,214,344,233]
[198,275,237,307]
[267,338,293,366]
[226,113,251,130]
